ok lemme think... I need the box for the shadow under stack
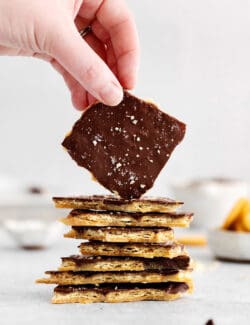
[37,195,193,304]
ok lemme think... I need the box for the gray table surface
[1,229,250,325]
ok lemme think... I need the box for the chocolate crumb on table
[62,91,186,199]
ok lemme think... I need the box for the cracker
[65,226,174,243]
[53,195,182,213]
[36,269,191,285]
[52,282,192,303]
[79,242,186,258]
[61,91,185,199]
[59,255,191,272]
[61,209,192,227]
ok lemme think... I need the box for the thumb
[50,23,123,106]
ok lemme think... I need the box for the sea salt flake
[92,140,97,146]
[116,162,122,169]
[110,156,116,164]
[129,174,136,183]
[140,184,146,188]
[94,134,103,142]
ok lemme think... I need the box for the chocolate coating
[46,269,179,276]
[69,209,191,219]
[62,255,190,271]
[55,195,181,206]
[71,226,172,233]
[62,92,186,199]
[54,282,189,294]
[79,241,181,248]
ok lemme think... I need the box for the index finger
[96,0,139,89]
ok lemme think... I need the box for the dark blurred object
[205,319,214,325]
[28,186,44,194]
[2,218,64,250]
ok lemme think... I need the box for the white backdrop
[0,0,249,196]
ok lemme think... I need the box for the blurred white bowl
[169,178,249,229]
[2,218,64,249]
[0,177,66,249]
[208,229,250,261]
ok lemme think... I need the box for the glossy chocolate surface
[62,92,186,199]
[62,255,190,271]
[54,282,189,294]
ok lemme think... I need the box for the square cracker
[37,269,191,285]
[52,282,192,303]
[59,255,191,272]
[62,92,186,199]
[64,226,174,243]
[79,242,186,259]
[61,209,192,227]
[53,195,182,213]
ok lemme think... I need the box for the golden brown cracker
[79,242,186,258]
[52,282,192,304]
[61,210,192,228]
[37,269,191,285]
[53,195,182,213]
[59,255,191,272]
[64,226,174,243]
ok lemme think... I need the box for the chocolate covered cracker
[79,242,186,259]
[59,255,191,272]
[53,195,182,213]
[52,282,191,303]
[36,269,191,285]
[62,92,186,199]
[64,226,174,243]
[61,208,192,228]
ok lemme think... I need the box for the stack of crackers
[37,195,193,303]
[37,92,194,303]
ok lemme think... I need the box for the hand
[0,0,139,109]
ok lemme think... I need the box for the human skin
[0,0,139,109]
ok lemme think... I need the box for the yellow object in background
[177,235,207,246]
[221,198,250,232]
[240,201,250,231]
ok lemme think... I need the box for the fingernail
[100,82,123,106]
